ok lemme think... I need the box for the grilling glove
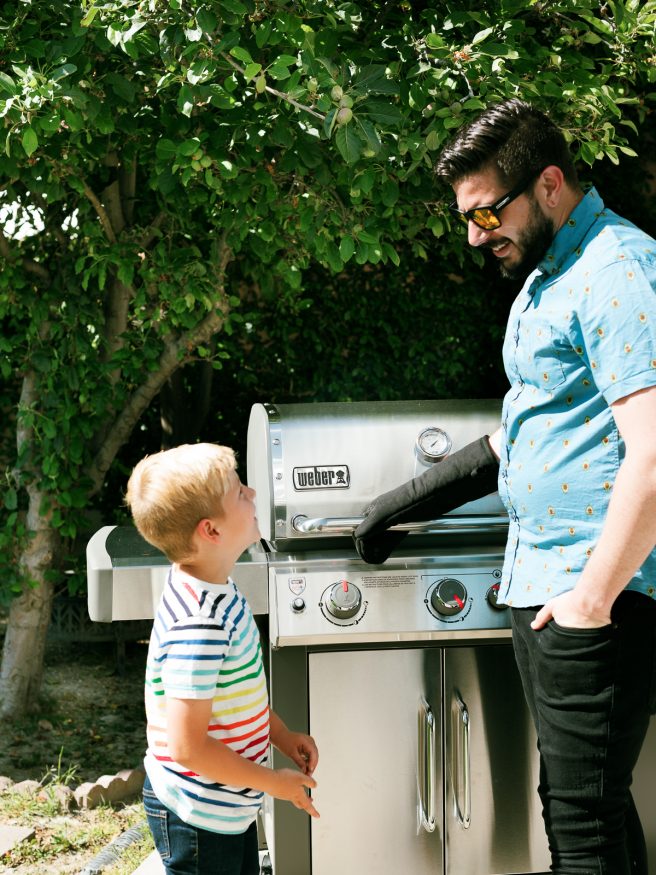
[353,436,500,564]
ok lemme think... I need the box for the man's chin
[499,258,529,281]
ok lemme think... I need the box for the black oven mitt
[353,436,500,564]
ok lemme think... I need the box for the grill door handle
[452,691,472,829]
[418,696,436,833]
[292,514,507,534]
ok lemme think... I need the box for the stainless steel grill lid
[246,399,506,544]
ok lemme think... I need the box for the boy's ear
[195,517,222,544]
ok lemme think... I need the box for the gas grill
[246,400,549,875]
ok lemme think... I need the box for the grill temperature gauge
[415,427,452,464]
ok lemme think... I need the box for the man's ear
[537,165,565,209]
[195,517,222,544]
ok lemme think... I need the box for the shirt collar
[538,185,604,277]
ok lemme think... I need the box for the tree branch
[139,211,167,250]
[82,181,118,243]
[220,52,326,121]
[88,301,230,493]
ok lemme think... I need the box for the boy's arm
[166,697,319,817]
[269,710,319,775]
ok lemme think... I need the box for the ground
[0,640,148,786]
[0,639,153,873]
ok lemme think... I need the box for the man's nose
[468,221,493,248]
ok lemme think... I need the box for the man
[354,99,656,874]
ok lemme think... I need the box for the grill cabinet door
[309,648,443,875]
[444,643,550,874]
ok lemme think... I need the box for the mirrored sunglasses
[449,172,541,231]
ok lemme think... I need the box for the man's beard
[494,199,555,281]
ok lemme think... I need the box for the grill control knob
[326,579,362,620]
[486,584,507,610]
[431,578,467,616]
[291,597,306,613]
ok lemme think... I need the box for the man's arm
[166,697,319,816]
[353,432,501,564]
[532,385,656,630]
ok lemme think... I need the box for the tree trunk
[0,484,59,719]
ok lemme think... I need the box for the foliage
[0,0,656,708]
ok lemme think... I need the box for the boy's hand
[277,730,319,775]
[272,768,319,818]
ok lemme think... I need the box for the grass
[0,783,153,873]
[0,640,155,872]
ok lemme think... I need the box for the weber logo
[293,465,350,490]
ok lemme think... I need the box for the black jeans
[512,591,656,875]
[143,775,260,875]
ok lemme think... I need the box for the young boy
[126,442,319,875]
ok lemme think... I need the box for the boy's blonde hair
[126,443,237,562]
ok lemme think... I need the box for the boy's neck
[177,551,234,586]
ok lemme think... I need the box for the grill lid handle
[292,514,507,534]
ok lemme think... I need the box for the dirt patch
[0,640,148,786]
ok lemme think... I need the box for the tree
[1,0,655,717]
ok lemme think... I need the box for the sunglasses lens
[472,209,501,230]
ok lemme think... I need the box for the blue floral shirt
[497,187,656,607]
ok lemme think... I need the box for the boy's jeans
[143,775,260,875]
[512,590,656,875]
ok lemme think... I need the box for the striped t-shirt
[144,566,270,834]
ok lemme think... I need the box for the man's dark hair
[436,98,579,189]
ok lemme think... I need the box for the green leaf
[382,242,400,266]
[156,138,177,160]
[187,59,215,85]
[335,124,363,164]
[196,7,218,33]
[361,100,402,127]
[220,0,248,13]
[22,126,38,157]
[51,64,77,82]
[274,54,298,67]
[230,46,253,65]
[476,43,519,59]
[339,236,355,262]
[105,72,136,102]
[80,6,100,27]
[0,72,16,95]
[425,130,441,151]
[353,65,398,95]
[472,27,494,44]
[381,179,399,207]
[245,63,262,80]
[4,488,17,511]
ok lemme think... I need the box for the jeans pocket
[540,620,618,702]
[143,788,171,862]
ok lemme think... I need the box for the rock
[74,767,145,809]
[0,776,14,793]
[11,779,40,796]
[37,783,77,811]
[0,825,35,856]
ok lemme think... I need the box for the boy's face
[216,471,261,556]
